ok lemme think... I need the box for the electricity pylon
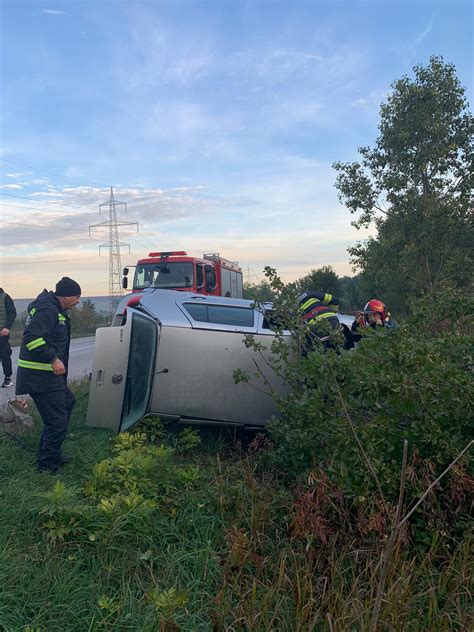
[89,187,138,317]
[245,266,256,285]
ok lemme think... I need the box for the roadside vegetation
[0,348,472,630]
[0,56,472,630]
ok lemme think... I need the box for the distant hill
[12,296,111,315]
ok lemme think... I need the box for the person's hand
[0,328,9,336]
[51,358,66,375]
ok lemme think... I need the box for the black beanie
[55,277,82,297]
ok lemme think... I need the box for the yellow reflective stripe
[307,312,337,324]
[324,293,333,304]
[301,298,320,311]
[58,314,66,321]
[29,307,36,316]
[328,304,339,312]
[18,359,54,371]
[26,337,47,351]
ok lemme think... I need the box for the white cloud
[31,191,64,198]
[414,13,436,44]
[112,10,214,91]
[0,183,23,189]
[0,183,219,253]
[0,173,371,293]
[351,89,388,108]
[41,9,65,16]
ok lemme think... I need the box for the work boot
[37,466,60,475]
[2,376,13,388]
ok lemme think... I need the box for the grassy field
[0,380,471,631]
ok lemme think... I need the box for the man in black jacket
[16,277,81,473]
[0,287,17,388]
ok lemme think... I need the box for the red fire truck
[122,251,243,298]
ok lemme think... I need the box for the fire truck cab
[123,251,243,298]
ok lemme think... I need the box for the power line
[0,191,101,211]
[137,222,175,251]
[1,221,89,233]
[0,256,102,266]
[0,158,110,189]
[0,201,96,214]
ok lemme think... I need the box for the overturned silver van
[86,290,354,433]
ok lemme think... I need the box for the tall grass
[0,380,471,631]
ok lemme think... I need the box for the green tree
[298,265,341,296]
[243,280,274,302]
[334,56,473,314]
[70,299,108,334]
[79,299,98,331]
[338,274,365,311]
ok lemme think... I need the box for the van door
[86,308,158,432]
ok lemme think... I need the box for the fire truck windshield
[134,262,194,289]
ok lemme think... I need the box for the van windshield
[134,262,194,289]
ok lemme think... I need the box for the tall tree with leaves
[334,56,473,313]
[298,265,341,296]
[243,280,274,302]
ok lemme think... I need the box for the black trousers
[31,383,76,470]
[0,334,12,377]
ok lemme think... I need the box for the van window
[184,303,207,322]
[183,303,254,327]
[121,312,157,430]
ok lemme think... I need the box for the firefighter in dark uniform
[0,287,17,388]
[347,299,398,349]
[298,290,341,354]
[15,277,81,473]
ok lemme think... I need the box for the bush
[242,279,473,545]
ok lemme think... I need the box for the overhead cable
[0,158,110,189]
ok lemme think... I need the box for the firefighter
[298,290,341,353]
[360,299,397,329]
[0,287,17,387]
[15,277,81,473]
[347,298,397,349]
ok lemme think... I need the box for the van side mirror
[122,277,128,289]
[123,267,129,276]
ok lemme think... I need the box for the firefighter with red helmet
[347,298,397,348]
[363,299,386,327]
[360,299,397,329]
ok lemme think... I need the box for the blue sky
[1,0,472,297]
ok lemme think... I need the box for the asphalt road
[0,336,95,406]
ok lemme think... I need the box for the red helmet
[364,299,387,325]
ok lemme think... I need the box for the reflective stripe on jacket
[299,290,340,326]
[302,303,339,326]
[15,290,71,394]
